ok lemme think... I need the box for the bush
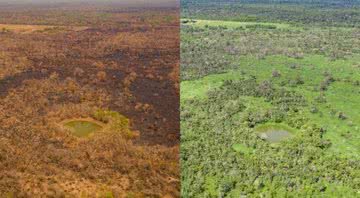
[272,70,281,78]
[93,110,137,139]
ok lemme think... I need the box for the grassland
[181,2,360,196]
[182,53,360,156]
[181,19,293,29]
[0,24,88,33]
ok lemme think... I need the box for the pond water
[64,120,103,137]
[259,130,292,143]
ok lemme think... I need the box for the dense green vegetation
[182,0,360,27]
[181,0,360,197]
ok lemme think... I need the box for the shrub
[96,71,107,82]
[338,112,347,120]
[93,110,137,139]
[272,70,281,78]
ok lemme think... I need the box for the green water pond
[64,120,103,137]
[256,124,295,143]
[259,130,292,143]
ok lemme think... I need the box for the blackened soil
[0,71,48,96]
[0,49,179,147]
[130,77,179,146]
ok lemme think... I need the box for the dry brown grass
[0,4,179,197]
[0,24,88,34]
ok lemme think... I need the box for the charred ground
[0,3,179,197]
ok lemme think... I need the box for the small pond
[258,130,292,143]
[256,124,295,143]
[63,120,103,137]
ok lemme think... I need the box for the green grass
[181,72,237,100]
[182,19,295,30]
[231,143,253,154]
[181,54,360,158]
[181,15,360,196]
